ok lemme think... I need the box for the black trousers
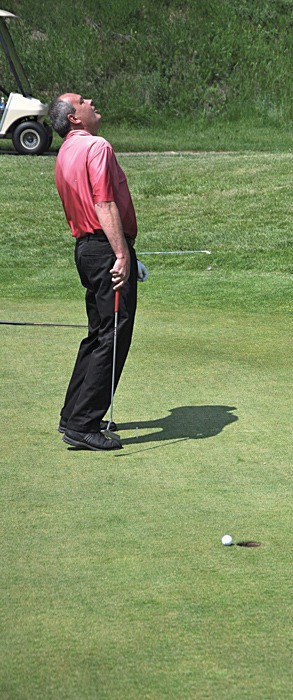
[61,233,137,432]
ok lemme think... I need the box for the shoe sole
[62,434,121,451]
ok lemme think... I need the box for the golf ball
[222,534,233,546]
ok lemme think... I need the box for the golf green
[1,298,291,699]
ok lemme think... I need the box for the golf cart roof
[0,11,17,18]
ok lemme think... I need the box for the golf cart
[0,9,52,154]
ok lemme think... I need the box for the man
[48,93,138,451]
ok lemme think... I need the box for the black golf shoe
[63,429,122,451]
[58,418,117,433]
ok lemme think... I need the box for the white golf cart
[0,9,52,155]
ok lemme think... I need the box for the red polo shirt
[55,130,137,240]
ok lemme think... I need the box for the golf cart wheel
[43,122,53,150]
[12,121,48,155]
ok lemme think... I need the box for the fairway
[0,150,292,699]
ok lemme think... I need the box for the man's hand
[95,200,130,289]
[110,255,130,290]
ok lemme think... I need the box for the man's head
[48,93,101,137]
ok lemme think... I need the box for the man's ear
[67,113,81,125]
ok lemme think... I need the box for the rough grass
[2,0,293,125]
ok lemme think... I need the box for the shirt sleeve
[87,142,117,204]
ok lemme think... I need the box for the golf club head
[101,428,122,444]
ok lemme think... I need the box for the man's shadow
[118,405,238,446]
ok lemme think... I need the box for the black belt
[76,231,135,247]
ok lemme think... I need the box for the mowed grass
[1,300,292,699]
[0,152,292,698]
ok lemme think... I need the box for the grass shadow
[118,405,238,446]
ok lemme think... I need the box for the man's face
[61,93,101,135]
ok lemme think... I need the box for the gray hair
[48,97,76,137]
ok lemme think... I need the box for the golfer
[48,93,138,450]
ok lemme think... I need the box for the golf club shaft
[137,250,211,255]
[0,320,86,328]
[108,291,120,426]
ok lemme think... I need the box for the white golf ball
[221,534,233,546]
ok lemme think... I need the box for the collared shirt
[55,129,137,240]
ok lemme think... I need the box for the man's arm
[95,201,130,290]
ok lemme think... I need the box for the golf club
[102,290,121,442]
[0,320,86,328]
[137,250,211,255]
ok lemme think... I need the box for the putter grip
[114,291,120,313]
